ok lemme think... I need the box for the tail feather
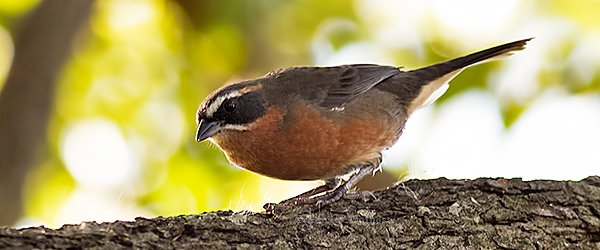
[406,38,532,114]
[410,38,532,81]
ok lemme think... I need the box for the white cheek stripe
[221,124,249,131]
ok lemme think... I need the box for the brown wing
[264,64,401,109]
[270,64,397,109]
[319,64,401,108]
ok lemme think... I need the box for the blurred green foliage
[13,0,368,225]
[0,0,598,227]
[0,0,39,24]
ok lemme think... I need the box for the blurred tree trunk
[0,0,94,226]
[1,177,599,249]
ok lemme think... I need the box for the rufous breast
[212,104,398,180]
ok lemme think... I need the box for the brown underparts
[213,104,397,180]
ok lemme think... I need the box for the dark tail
[409,38,532,82]
[404,38,532,114]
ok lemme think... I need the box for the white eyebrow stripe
[205,90,243,118]
[204,83,263,118]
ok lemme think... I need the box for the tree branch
[2,177,600,249]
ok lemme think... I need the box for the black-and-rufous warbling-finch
[196,38,531,205]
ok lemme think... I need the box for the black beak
[196,120,220,142]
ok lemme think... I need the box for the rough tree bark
[0,0,94,225]
[1,177,599,249]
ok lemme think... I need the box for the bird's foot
[342,190,377,202]
[281,160,381,207]
[306,187,346,206]
[281,178,341,205]
[294,188,377,206]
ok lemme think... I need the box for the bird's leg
[314,163,380,206]
[297,157,382,206]
[282,177,342,204]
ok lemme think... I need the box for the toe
[343,191,377,202]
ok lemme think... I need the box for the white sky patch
[491,19,576,104]
[314,41,396,66]
[430,0,521,47]
[53,187,151,226]
[355,0,522,53]
[496,90,600,180]
[383,104,435,168]
[410,91,504,179]
[311,18,359,65]
[390,90,600,181]
[566,34,600,86]
[130,101,185,161]
[107,1,156,30]
[354,0,426,52]
[60,119,139,190]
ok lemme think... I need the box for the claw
[343,191,377,202]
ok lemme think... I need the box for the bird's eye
[223,101,236,112]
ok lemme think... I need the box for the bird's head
[195,82,267,142]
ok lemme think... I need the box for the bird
[195,38,531,206]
